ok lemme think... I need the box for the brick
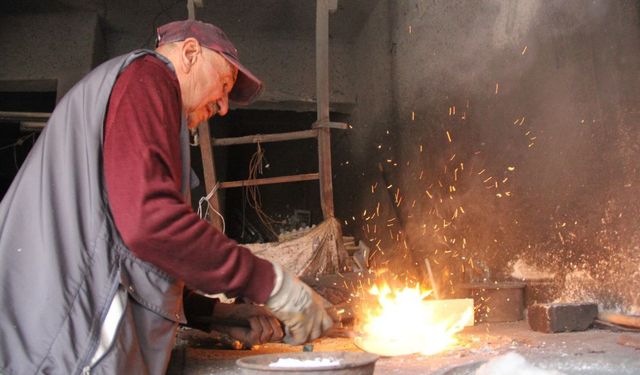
[528,302,598,333]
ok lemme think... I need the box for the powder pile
[268,357,341,368]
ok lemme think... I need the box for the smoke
[385,0,640,308]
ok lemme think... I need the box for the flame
[354,283,473,357]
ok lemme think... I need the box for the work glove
[265,262,334,345]
[210,303,284,347]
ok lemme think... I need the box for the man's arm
[103,55,274,302]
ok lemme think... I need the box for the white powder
[268,357,341,368]
[475,352,566,375]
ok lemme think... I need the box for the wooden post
[198,122,223,230]
[316,0,337,219]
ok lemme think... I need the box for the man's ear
[180,37,201,73]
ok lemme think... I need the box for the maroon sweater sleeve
[103,55,274,303]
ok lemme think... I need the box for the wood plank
[219,173,319,189]
[198,122,223,230]
[316,0,335,219]
[212,129,318,146]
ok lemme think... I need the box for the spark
[507,166,515,171]
[446,131,452,143]
[495,82,499,94]
[412,111,415,121]
[521,46,527,55]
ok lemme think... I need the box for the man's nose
[216,95,229,116]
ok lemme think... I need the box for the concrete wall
[333,0,394,240]
[384,0,640,312]
[0,12,102,100]
[101,2,355,110]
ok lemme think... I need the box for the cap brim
[222,53,263,105]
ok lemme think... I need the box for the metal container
[236,352,379,375]
[457,281,526,323]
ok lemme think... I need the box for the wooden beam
[0,111,50,122]
[198,122,223,230]
[219,173,319,189]
[212,129,318,146]
[316,0,335,219]
[312,121,348,130]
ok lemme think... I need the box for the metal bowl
[236,351,379,375]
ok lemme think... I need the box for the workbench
[167,321,640,374]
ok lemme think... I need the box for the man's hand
[210,303,284,347]
[265,263,334,345]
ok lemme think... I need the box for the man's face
[184,48,237,128]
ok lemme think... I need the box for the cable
[198,182,226,234]
[245,142,283,239]
[140,0,184,49]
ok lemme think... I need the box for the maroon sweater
[103,54,274,304]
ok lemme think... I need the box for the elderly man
[0,20,333,374]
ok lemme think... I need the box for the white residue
[510,259,555,280]
[475,352,566,375]
[268,357,341,368]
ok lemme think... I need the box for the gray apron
[0,50,190,375]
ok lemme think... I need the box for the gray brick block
[528,302,598,333]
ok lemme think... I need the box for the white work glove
[265,263,334,345]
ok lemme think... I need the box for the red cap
[156,20,263,105]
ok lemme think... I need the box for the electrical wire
[198,182,226,234]
[246,142,283,239]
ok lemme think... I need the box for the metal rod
[212,129,318,146]
[219,173,319,189]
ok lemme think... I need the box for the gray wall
[2,0,639,312]
[379,0,640,312]
[0,12,102,99]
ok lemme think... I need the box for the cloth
[244,217,350,278]
[104,55,274,302]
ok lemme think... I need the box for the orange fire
[354,283,473,356]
